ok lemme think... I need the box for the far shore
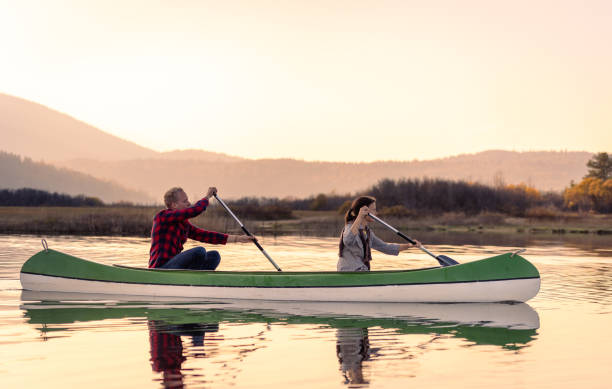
[0,206,611,238]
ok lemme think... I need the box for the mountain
[0,151,154,203]
[0,93,159,162]
[55,150,592,200]
[0,93,244,164]
[0,93,595,201]
[157,149,242,162]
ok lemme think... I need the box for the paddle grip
[397,231,416,245]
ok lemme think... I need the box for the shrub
[525,206,562,220]
[379,205,417,218]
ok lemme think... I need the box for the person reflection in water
[336,327,371,385]
[149,321,186,388]
[148,320,219,389]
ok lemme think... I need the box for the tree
[585,152,612,180]
[564,179,594,212]
[310,193,328,211]
[564,177,612,213]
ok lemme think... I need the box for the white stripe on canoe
[20,273,540,303]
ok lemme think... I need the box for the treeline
[227,172,611,218]
[224,178,565,218]
[0,188,104,206]
[4,177,610,218]
[223,197,294,220]
[3,151,610,217]
[220,194,351,220]
[367,179,563,217]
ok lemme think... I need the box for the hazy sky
[1,1,610,162]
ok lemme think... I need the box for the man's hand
[205,187,218,199]
[230,235,256,243]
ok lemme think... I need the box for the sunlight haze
[1,1,610,161]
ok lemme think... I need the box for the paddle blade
[436,255,460,267]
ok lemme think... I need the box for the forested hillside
[55,151,592,200]
[0,93,595,200]
[0,151,153,203]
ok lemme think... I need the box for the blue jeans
[161,247,221,270]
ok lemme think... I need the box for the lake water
[1,233,611,388]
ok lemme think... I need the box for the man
[149,186,254,270]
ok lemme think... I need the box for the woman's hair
[164,187,184,208]
[344,196,376,224]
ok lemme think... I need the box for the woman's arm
[371,233,422,255]
[371,233,400,255]
[349,206,370,236]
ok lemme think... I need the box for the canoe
[20,248,540,303]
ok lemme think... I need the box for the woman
[337,196,421,272]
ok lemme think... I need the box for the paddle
[213,194,283,272]
[367,213,459,267]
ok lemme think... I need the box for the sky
[1,0,611,162]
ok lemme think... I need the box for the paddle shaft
[213,194,282,271]
[367,213,449,264]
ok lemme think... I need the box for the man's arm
[187,222,229,245]
[158,198,209,223]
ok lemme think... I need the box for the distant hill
[0,93,157,162]
[0,93,595,201]
[0,151,154,203]
[56,150,592,200]
[0,93,241,163]
[157,149,242,162]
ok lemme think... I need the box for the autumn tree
[564,177,612,213]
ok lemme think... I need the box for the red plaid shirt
[148,321,185,372]
[149,198,228,268]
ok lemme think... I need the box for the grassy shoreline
[0,206,611,238]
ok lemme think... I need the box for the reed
[0,206,304,237]
[0,206,610,237]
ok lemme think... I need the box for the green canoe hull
[20,249,540,302]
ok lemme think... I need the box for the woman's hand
[399,240,422,251]
[356,205,372,226]
[357,206,370,219]
[350,205,372,235]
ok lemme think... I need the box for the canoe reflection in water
[148,321,219,389]
[20,291,541,387]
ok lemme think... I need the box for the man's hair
[164,187,184,208]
